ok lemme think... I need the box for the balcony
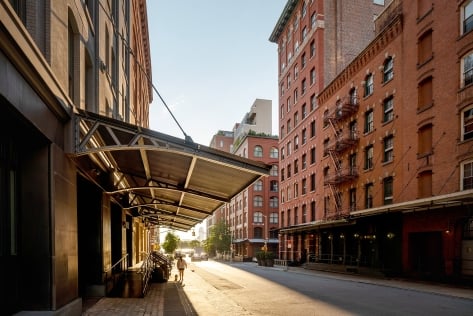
[324,132,359,155]
[324,167,359,186]
[323,97,359,126]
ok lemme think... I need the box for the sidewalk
[267,263,473,300]
[82,261,473,315]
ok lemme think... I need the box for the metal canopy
[70,109,271,231]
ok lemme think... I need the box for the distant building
[270,0,473,281]
[209,99,279,259]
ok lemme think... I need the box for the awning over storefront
[279,218,355,234]
[69,109,271,231]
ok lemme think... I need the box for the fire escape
[323,96,359,218]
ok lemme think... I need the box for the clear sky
[146,1,287,146]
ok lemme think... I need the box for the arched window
[270,147,279,158]
[269,197,279,208]
[254,145,263,157]
[254,227,264,239]
[253,211,263,223]
[253,180,263,191]
[253,196,263,207]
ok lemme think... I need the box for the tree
[161,232,179,254]
[207,220,231,255]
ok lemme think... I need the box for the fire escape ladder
[328,183,342,217]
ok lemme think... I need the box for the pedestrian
[176,255,187,282]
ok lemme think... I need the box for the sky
[146,1,287,146]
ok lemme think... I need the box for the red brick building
[270,0,473,281]
[208,99,279,260]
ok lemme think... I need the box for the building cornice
[269,0,299,43]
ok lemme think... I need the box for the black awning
[69,109,271,231]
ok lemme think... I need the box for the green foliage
[189,239,201,249]
[161,232,179,254]
[207,220,231,255]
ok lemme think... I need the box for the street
[180,260,473,316]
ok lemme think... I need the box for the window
[254,180,263,191]
[302,79,307,95]
[365,183,374,208]
[349,188,357,211]
[311,12,317,28]
[254,145,263,157]
[462,160,473,190]
[302,154,307,169]
[270,197,279,208]
[270,147,279,158]
[302,26,308,41]
[294,64,299,79]
[310,120,316,137]
[302,128,307,144]
[287,164,291,178]
[270,165,278,176]
[383,96,394,123]
[323,110,329,128]
[462,52,473,87]
[287,74,291,88]
[365,145,374,170]
[418,76,433,110]
[254,212,263,223]
[383,177,393,205]
[383,135,394,163]
[364,109,374,133]
[323,138,329,157]
[364,73,374,97]
[270,212,278,223]
[281,147,285,160]
[302,103,307,119]
[287,141,292,156]
[349,88,358,105]
[287,209,291,226]
[463,0,473,34]
[417,170,432,198]
[418,30,433,65]
[294,112,299,126]
[383,57,394,83]
[294,88,298,104]
[281,168,285,181]
[302,2,307,17]
[310,201,316,221]
[253,196,263,207]
[294,135,299,150]
[270,180,278,192]
[280,83,285,97]
[418,124,433,156]
[287,97,291,112]
[294,183,299,198]
[310,67,316,85]
[463,107,473,141]
[310,147,316,164]
[310,94,317,111]
[310,173,316,191]
[300,204,306,223]
[310,40,316,57]
[294,159,299,174]
[302,178,307,195]
[301,52,306,68]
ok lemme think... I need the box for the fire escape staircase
[323,97,359,218]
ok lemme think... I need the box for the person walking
[176,256,187,283]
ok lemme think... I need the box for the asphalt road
[181,260,473,316]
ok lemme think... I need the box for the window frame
[462,107,473,141]
[461,160,473,190]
